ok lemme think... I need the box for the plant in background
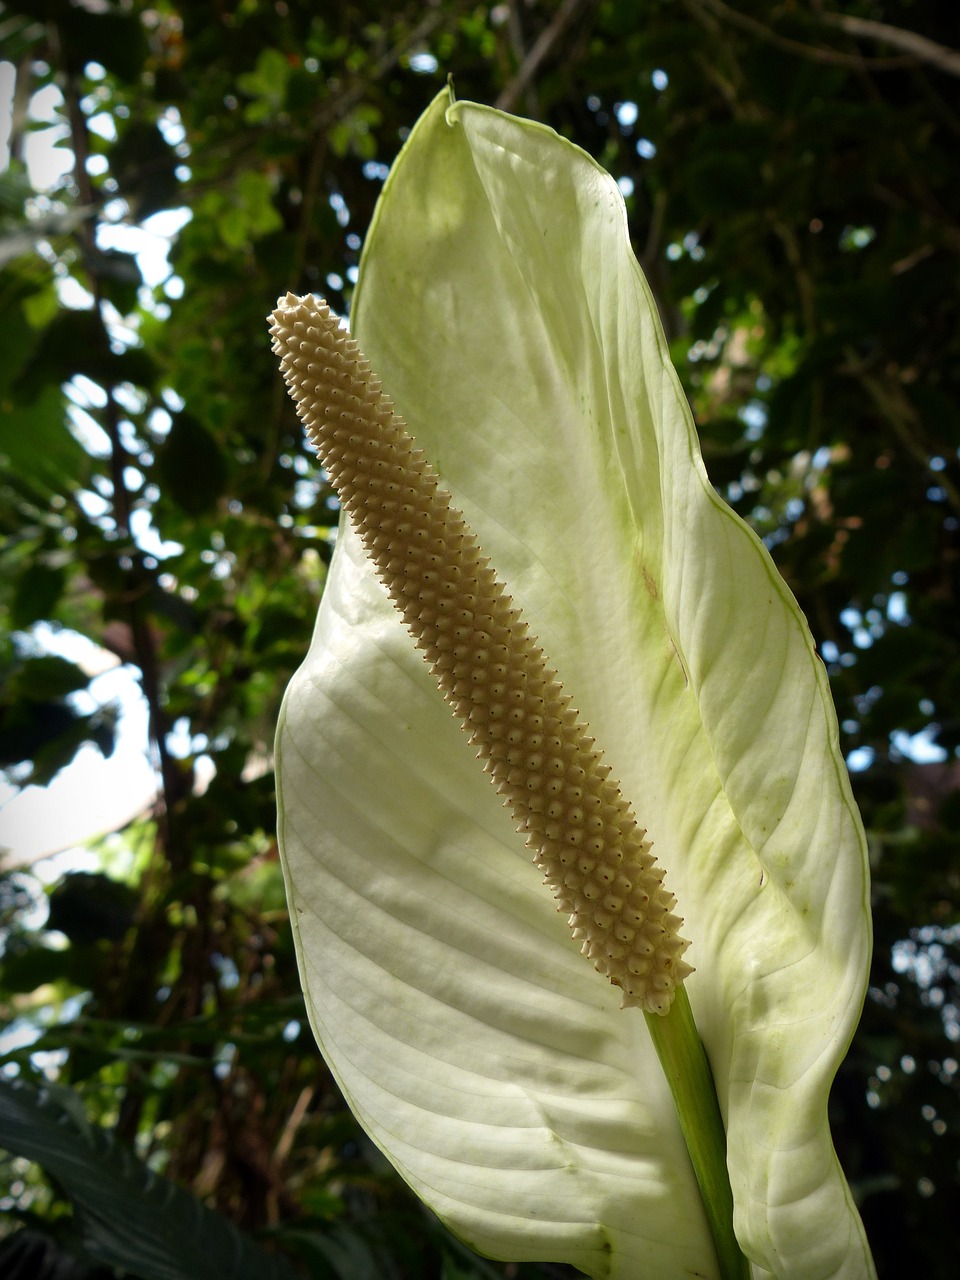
[4,4,959,1275]
[269,89,875,1279]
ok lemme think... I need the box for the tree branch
[841,348,960,518]
[688,0,918,71]
[819,12,960,79]
[495,0,595,113]
[503,0,540,118]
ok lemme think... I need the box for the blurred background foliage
[0,0,958,1276]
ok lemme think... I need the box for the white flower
[272,89,874,1280]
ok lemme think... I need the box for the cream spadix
[269,291,692,1014]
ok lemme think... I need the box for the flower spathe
[274,88,875,1278]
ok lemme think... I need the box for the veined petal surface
[277,89,874,1279]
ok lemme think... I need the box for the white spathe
[275,89,874,1280]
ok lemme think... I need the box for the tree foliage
[0,2,958,1277]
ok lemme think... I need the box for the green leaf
[110,121,179,220]
[11,562,66,630]
[203,170,283,252]
[0,1222,107,1280]
[54,3,146,81]
[6,654,88,700]
[0,655,114,784]
[0,943,100,997]
[0,386,90,497]
[276,91,874,1278]
[154,412,228,515]
[47,872,138,945]
[12,310,156,403]
[237,47,293,122]
[0,1078,302,1280]
[83,246,143,317]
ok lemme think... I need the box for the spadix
[270,293,693,1015]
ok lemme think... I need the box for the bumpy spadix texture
[270,291,693,1014]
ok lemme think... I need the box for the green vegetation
[1,3,958,1277]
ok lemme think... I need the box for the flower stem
[644,987,751,1280]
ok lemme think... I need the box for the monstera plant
[269,89,875,1279]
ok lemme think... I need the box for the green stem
[645,987,751,1280]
